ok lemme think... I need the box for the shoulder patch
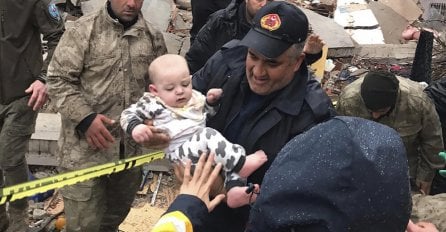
[48,3,61,21]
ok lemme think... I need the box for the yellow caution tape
[0,151,165,205]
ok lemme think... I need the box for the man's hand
[25,80,48,111]
[85,114,115,150]
[178,153,225,212]
[303,34,325,55]
[142,120,170,149]
[407,220,439,232]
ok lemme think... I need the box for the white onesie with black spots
[121,90,246,187]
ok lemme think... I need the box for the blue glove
[440,151,446,177]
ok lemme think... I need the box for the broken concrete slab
[380,0,422,22]
[180,36,190,57]
[301,8,354,49]
[348,28,385,44]
[369,1,408,44]
[354,43,417,60]
[334,8,378,28]
[163,32,183,54]
[31,113,61,141]
[142,0,175,32]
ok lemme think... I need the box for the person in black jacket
[186,0,324,74]
[189,0,231,45]
[189,2,335,231]
[0,1,64,231]
[424,79,446,195]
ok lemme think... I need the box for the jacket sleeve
[186,15,221,74]
[304,51,323,65]
[47,24,93,126]
[33,0,64,78]
[120,94,160,135]
[192,50,225,94]
[417,94,445,181]
[151,194,209,232]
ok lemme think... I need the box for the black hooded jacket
[186,0,248,74]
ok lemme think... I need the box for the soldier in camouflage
[337,71,445,195]
[47,0,167,231]
[0,0,64,231]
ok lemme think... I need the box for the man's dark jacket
[192,41,335,232]
[187,0,248,74]
[0,0,64,104]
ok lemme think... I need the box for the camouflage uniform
[337,75,445,184]
[47,3,167,231]
[0,0,64,231]
[411,193,446,231]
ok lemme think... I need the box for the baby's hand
[132,124,153,143]
[303,34,325,55]
[206,88,223,105]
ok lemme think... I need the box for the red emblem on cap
[260,14,281,31]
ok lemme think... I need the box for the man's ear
[149,84,158,94]
[292,53,305,72]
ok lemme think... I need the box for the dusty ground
[119,171,181,232]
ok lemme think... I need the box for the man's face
[149,72,193,108]
[246,0,270,19]
[109,0,144,22]
[245,47,303,95]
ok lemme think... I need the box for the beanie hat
[360,71,399,111]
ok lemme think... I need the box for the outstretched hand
[303,34,325,55]
[177,153,225,212]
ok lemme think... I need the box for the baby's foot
[226,185,259,208]
[239,150,267,178]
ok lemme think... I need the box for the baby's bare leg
[239,150,267,178]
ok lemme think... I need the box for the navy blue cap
[240,1,309,59]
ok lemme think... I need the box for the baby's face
[151,71,193,108]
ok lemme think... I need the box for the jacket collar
[100,2,146,36]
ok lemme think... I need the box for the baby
[120,54,267,208]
